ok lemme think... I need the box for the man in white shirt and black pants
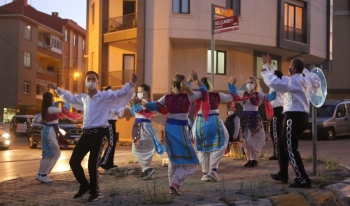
[264,54,284,161]
[261,57,320,188]
[100,86,125,170]
[48,71,136,202]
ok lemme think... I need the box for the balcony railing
[284,26,306,43]
[37,66,56,76]
[109,69,135,86]
[109,13,137,32]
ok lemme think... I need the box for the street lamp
[73,72,80,93]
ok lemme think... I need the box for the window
[336,104,346,118]
[65,55,69,67]
[74,34,77,46]
[83,40,86,51]
[226,0,241,16]
[24,25,31,40]
[172,0,190,14]
[207,50,226,75]
[123,54,135,70]
[91,3,95,25]
[73,59,77,68]
[24,52,31,67]
[284,2,305,43]
[50,35,62,50]
[23,80,31,94]
[65,30,69,42]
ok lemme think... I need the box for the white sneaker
[34,174,40,180]
[37,175,52,183]
[208,171,221,182]
[201,175,211,182]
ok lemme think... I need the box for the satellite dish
[309,67,327,108]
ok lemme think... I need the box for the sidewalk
[1,152,350,206]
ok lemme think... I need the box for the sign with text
[214,16,239,34]
[214,5,234,19]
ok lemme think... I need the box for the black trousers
[278,112,309,180]
[69,128,107,195]
[269,106,284,157]
[100,120,117,167]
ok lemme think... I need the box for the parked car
[9,115,34,135]
[303,99,350,140]
[27,114,83,149]
[0,122,11,150]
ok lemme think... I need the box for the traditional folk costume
[229,84,276,167]
[146,86,206,194]
[192,92,235,182]
[100,107,124,170]
[129,102,164,180]
[56,82,134,198]
[262,66,321,188]
[35,103,82,183]
[266,64,284,160]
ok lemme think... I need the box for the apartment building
[0,0,86,122]
[86,0,334,141]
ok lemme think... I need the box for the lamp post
[73,72,80,93]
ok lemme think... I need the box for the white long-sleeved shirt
[46,107,62,124]
[261,68,321,114]
[56,82,134,129]
[263,64,284,108]
[108,106,126,120]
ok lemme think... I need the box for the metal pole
[312,105,317,174]
[211,4,215,86]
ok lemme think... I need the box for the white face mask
[246,83,255,91]
[228,111,234,115]
[137,92,144,99]
[86,81,97,90]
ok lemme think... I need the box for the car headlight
[2,133,10,138]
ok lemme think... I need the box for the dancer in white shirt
[261,56,320,188]
[264,54,284,161]
[47,71,136,202]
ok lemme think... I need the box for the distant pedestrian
[47,71,136,202]
[224,109,240,157]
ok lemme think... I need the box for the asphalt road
[1,126,350,183]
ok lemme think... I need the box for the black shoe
[270,173,288,184]
[269,156,278,160]
[88,194,99,202]
[73,184,91,198]
[244,160,251,167]
[142,168,155,180]
[248,160,258,167]
[289,178,311,188]
[111,165,118,168]
[100,164,111,170]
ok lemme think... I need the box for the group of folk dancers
[34,54,321,202]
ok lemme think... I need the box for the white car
[10,115,33,135]
[0,123,11,150]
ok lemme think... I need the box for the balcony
[109,13,137,32]
[284,26,306,43]
[108,69,134,86]
[104,13,137,43]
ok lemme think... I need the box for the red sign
[214,16,239,34]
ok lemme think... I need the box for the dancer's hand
[191,71,199,81]
[228,75,237,85]
[131,74,138,83]
[47,83,57,90]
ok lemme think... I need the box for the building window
[51,35,62,50]
[65,30,68,41]
[91,3,95,25]
[24,25,31,40]
[73,59,77,68]
[74,35,77,46]
[24,52,31,67]
[172,0,190,14]
[36,84,46,95]
[23,80,31,94]
[65,55,69,67]
[284,2,306,43]
[83,40,85,51]
[207,50,226,75]
[226,0,241,16]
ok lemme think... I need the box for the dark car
[303,99,350,140]
[27,114,83,149]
